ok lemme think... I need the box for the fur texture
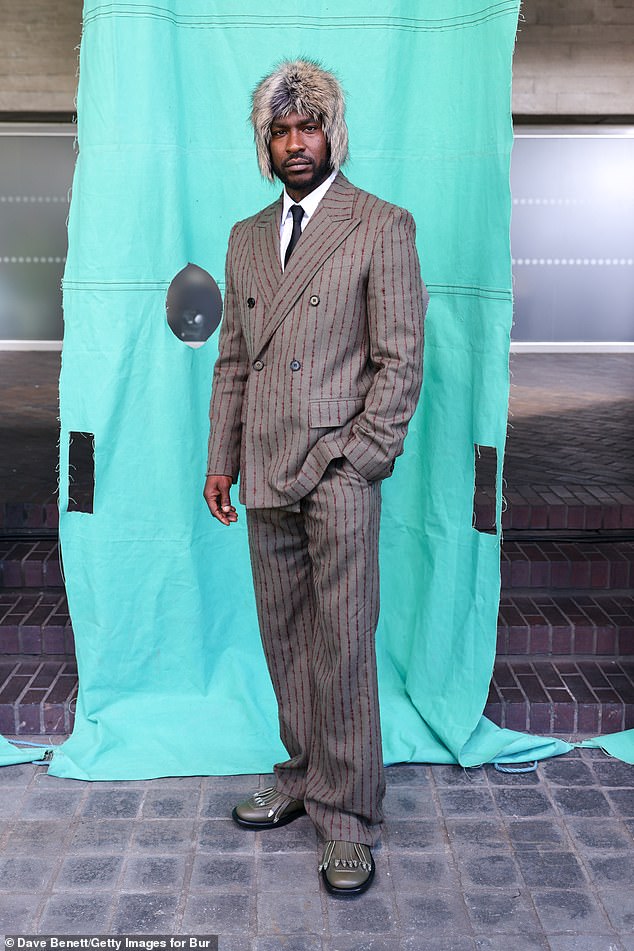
[250,59,349,182]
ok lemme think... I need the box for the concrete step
[485,657,634,738]
[501,539,634,590]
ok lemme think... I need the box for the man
[204,58,428,895]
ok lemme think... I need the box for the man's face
[269,111,332,201]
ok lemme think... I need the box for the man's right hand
[204,474,238,526]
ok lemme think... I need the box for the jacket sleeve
[343,206,429,482]
[206,225,249,481]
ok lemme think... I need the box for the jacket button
[247,297,256,309]
[290,360,301,371]
[309,295,320,306]
[252,359,264,371]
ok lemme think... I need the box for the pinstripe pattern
[247,457,385,845]
[207,172,427,844]
[207,173,428,506]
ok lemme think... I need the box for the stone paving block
[202,787,247,819]
[492,787,552,817]
[607,789,634,817]
[552,787,613,817]
[256,816,318,852]
[567,818,633,850]
[516,850,586,888]
[190,854,255,891]
[388,853,460,891]
[38,893,113,933]
[217,939,252,951]
[255,937,323,951]
[182,892,253,934]
[0,762,35,785]
[432,765,487,786]
[0,855,53,890]
[463,888,541,934]
[197,818,256,853]
[459,853,521,888]
[0,892,40,932]
[445,819,509,852]
[485,765,540,786]
[257,852,319,893]
[0,788,26,818]
[383,784,437,818]
[531,888,612,934]
[66,818,135,852]
[132,818,196,852]
[436,788,496,817]
[384,763,431,786]
[55,854,123,889]
[540,758,597,786]
[258,891,328,936]
[587,855,634,887]
[506,818,566,849]
[327,936,402,951]
[122,854,187,890]
[110,892,179,934]
[20,787,84,818]
[5,818,69,853]
[545,937,623,951]
[325,893,397,935]
[597,887,634,932]
[141,788,199,818]
[592,760,634,787]
[385,819,448,852]
[403,938,475,951]
[397,890,471,937]
[82,788,143,818]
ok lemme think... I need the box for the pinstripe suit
[207,172,428,844]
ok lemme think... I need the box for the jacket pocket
[308,397,365,429]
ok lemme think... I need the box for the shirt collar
[281,169,338,224]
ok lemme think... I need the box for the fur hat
[250,58,349,182]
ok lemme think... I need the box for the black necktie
[284,204,304,266]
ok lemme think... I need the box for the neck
[285,169,334,203]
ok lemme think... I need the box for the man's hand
[204,474,238,526]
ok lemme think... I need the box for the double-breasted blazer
[207,173,429,509]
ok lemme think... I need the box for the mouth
[285,160,312,170]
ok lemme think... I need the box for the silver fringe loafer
[232,786,306,830]
[319,840,375,895]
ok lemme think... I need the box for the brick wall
[0,0,632,116]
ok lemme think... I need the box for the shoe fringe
[319,840,371,872]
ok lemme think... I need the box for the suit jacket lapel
[252,173,361,358]
[251,197,283,309]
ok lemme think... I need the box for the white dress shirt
[279,169,338,269]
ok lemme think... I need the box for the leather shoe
[319,840,375,895]
[232,786,306,829]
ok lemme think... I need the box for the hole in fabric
[166,263,223,347]
[67,431,94,513]
[473,444,497,534]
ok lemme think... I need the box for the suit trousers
[245,456,386,846]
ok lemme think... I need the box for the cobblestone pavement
[1,743,634,950]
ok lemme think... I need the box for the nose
[286,130,303,153]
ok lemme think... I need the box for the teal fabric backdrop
[10,0,631,777]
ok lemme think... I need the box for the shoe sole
[321,856,376,896]
[231,804,306,830]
